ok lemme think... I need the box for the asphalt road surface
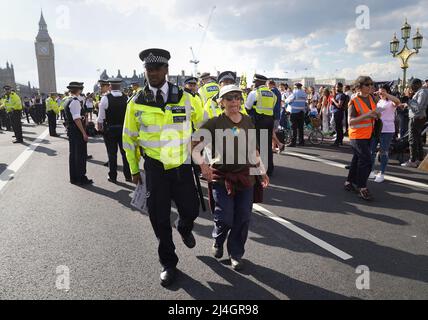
[1,121,427,300]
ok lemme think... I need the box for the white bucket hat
[218,84,242,98]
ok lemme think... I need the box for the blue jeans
[371,133,394,174]
[212,183,253,259]
[348,139,372,189]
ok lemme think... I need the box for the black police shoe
[160,267,177,287]
[79,178,94,186]
[12,139,24,144]
[108,177,117,184]
[180,232,196,249]
[86,155,93,160]
[230,257,244,271]
[212,244,224,259]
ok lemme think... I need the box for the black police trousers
[290,111,305,145]
[255,114,274,176]
[104,126,131,181]
[10,110,23,141]
[144,157,200,269]
[0,109,11,130]
[47,111,57,136]
[68,126,88,183]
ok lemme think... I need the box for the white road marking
[198,181,352,261]
[284,151,428,190]
[285,151,347,169]
[269,183,326,198]
[0,129,49,193]
[252,203,353,261]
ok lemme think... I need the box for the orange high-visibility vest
[348,96,376,140]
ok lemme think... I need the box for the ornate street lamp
[391,19,424,93]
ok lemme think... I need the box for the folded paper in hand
[131,172,148,214]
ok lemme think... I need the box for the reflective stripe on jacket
[348,96,376,140]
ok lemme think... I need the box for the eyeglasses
[223,94,242,101]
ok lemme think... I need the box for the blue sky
[0,0,427,91]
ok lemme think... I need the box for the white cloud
[338,61,400,81]
[344,28,387,58]
[371,41,382,49]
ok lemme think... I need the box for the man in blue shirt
[285,83,307,147]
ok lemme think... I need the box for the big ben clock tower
[35,11,57,94]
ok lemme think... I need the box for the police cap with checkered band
[139,48,171,68]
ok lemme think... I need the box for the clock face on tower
[38,44,49,56]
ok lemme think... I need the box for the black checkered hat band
[221,74,235,81]
[144,53,169,65]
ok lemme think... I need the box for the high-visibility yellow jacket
[46,97,60,114]
[198,81,219,105]
[4,92,22,113]
[184,90,209,130]
[0,97,5,110]
[204,94,248,119]
[59,97,68,111]
[253,86,276,116]
[123,84,198,173]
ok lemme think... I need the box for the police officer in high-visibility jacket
[284,82,308,147]
[3,85,23,143]
[123,48,200,287]
[46,92,60,137]
[345,76,380,201]
[131,81,142,96]
[245,74,277,177]
[198,73,219,105]
[0,95,12,131]
[58,93,67,121]
[204,71,248,120]
[183,76,208,130]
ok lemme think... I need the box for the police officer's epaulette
[212,92,219,103]
[169,83,182,103]
[134,87,153,105]
[127,93,136,104]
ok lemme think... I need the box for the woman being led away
[192,85,269,271]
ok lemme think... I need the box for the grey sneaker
[401,161,419,168]
[212,244,223,259]
[230,257,244,271]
